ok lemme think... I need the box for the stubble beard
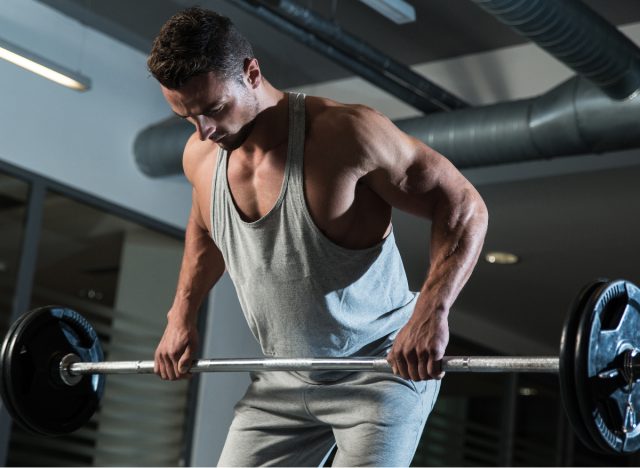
[218,92,260,152]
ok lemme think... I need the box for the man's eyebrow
[172,100,223,119]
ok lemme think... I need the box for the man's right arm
[154,194,225,380]
[155,136,226,380]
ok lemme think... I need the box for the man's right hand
[154,313,200,380]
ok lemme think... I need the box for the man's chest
[217,145,391,249]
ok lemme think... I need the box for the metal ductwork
[134,117,192,177]
[395,76,640,169]
[231,0,467,113]
[134,0,640,177]
[267,0,467,111]
[471,0,640,100]
[136,76,640,177]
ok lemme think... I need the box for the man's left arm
[353,106,489,381]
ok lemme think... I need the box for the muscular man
[149,7,488,466]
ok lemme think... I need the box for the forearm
[170,217,225,324]
[417,186,488,319]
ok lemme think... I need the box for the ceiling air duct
[395,76,640,169]
[471,0,640,100]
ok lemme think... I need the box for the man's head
[148,6,253,89]
[148,7,261,150]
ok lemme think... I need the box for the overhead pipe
[471,0,640,100]
[268,0,467,111]
[134,117,192,177]
[136,76,640,176]
[231,0,467,113]
[395,76,640,169]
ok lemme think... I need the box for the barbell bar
[1,278,638,456]
[62,355,561,377]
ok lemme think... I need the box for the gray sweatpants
[217,370,441,467]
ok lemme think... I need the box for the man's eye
[206,106,224,116]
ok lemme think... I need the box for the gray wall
[0,0,191,229]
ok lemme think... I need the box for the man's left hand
[387,309,449,381]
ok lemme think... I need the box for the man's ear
[244,58,262,89]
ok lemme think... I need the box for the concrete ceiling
[33,0,640,355]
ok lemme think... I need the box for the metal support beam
[500,374,518,466]
[11,181,45,318]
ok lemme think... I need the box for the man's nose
[195,116,215,141]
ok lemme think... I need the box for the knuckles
[388,345,446,381]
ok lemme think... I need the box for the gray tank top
[210,92,418,361]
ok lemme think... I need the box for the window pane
[0,173,29,336]
[7,191,188,467]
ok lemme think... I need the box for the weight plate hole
[600,292,629,331]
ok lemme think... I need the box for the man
[149,7,488,466]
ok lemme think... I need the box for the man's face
[162,71,259,151]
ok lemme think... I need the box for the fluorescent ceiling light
[0,37,90,92]
[359,0,416,24]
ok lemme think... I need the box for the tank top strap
[210,146,227,244]
[286,92,306,202]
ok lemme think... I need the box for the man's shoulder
[306,96,384,133]
[307,96,391,147]
[305,96,398,159]
[182,132,218,185]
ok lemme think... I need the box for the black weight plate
[1,306,105,436]
[559,279,608,453]
[575,280,640,454]
[0,309,33,430]
[574,280,617,454]
[0,308,61,436]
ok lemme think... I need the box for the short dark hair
[147,7,254,89]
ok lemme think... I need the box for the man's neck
[239,81,288,154]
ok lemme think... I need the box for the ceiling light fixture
[485,251,520,265]
[0,37,91,92]
[518,387,539,397]
[359,0,416,24]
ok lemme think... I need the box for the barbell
[0,278,638,456]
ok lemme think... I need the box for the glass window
[0,173,30,337]
[7,191,189,466]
